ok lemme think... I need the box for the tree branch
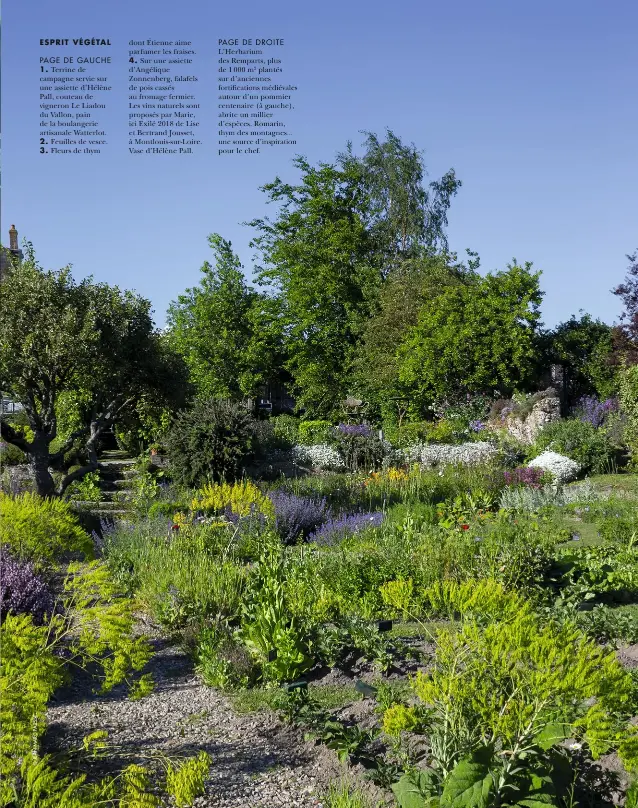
[0,420,32,453]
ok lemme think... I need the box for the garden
[2,131,638,807]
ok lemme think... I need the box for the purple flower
[576,396,618,427]
[503,467,545,489]
[308,511,384,546]
[337,423,372,437]
[0,551,54,624]
[267,492,329,544]
[469,420,486,432]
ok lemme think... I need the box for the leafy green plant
[0,492,93,566]
[164,398,256,487]
[66,470,103,503]
[298,419,333,445]
[531,417,621,475]
[239,554,313,682]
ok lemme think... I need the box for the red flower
[461,524,469,530]
[171,524,180,531]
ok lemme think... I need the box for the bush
[531,418,621,474]
[0,492,93,566]
[528,450,580,483]
[164,399,256,487]
[0,441,27,466]
[333,425,386,472]
[268,491,329,544]
[298,419,333,445]
[270,414,300,447]
[0,552,54,624]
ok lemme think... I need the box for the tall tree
[541,313,616,403]
[398,261,544,413]
[0,246,181,496]
[248,156,377,417]
[339,128,461,269]
[166,234,281,401]
[352,251,474,417]
[612,248,638,365]
[248,132,462,417]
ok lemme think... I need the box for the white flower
[402,441,499,469]
[528,451,580,484]
[292,443,344,471]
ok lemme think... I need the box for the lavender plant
[268,491,329,544]
[309,512,384,546]
[576,396,619,427]
[0,551,54,624]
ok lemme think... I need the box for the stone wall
[501,390,562,445]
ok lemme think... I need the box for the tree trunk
[29,435,56,497]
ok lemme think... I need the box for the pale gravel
[45,637,345,808]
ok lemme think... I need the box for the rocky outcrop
[496,389,562,445]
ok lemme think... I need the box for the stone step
[72,499,130,512]
[99,467,137,480]
[100,478,135,491]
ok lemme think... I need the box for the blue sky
[2,0,636,329]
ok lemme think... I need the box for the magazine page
[1,1,638,805]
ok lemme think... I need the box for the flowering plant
[528,451,580,484]
[0,552,54,624]
[336,423,372,437]
[308,511,384,545]
[575,396,619,427]
[292,443,344,471]
[267,491,329,544]
[402,441,499,468]
[503,467,546,489]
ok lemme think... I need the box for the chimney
[9,225,18,251]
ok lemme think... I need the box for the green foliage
[0,441,27,465]
[239,553,313,682]
[298,419,333,445]
[531,417,621,474]
[164,398,256,487]
[270,414,300,446]
[398,262,543,413]
[166,234,279,400]
[619,365,638,463]
[165,751,211,807]
[412,605,635,780]
[544,313,616,403]
[248,154,378,418]
[195,624,256,690]
[0,247,185,497]
[66,470,103,503]
[0,562,153,803]
[0,492,93,566]
[104,517,247,630]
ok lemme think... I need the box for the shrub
[0,492,93,566]
[381,421,430,449]
[164,399,256,487]
[308,512,384,546]
[0,441,27,466]
[270,414,300,447]
[619,364,638,463]
[575,395,619,427]
[298,419,333,445]
[292,443,344,470]
[502,466,545,489]
[332,427,386,472]
[0,553,54,624]
[528,450,580,484]
[412,592,637,783]
[268,491,329,544]
[403,441,499,468]
[532,417,621,474]
[191,480,274,519]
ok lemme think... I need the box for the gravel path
[45,638,343,808]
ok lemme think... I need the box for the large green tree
[0,246,181,496]
[166,234,283,402]
[397,261,544,413]
[541,313,616,403]
[248,131,462,417]
[352,251,476,417]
